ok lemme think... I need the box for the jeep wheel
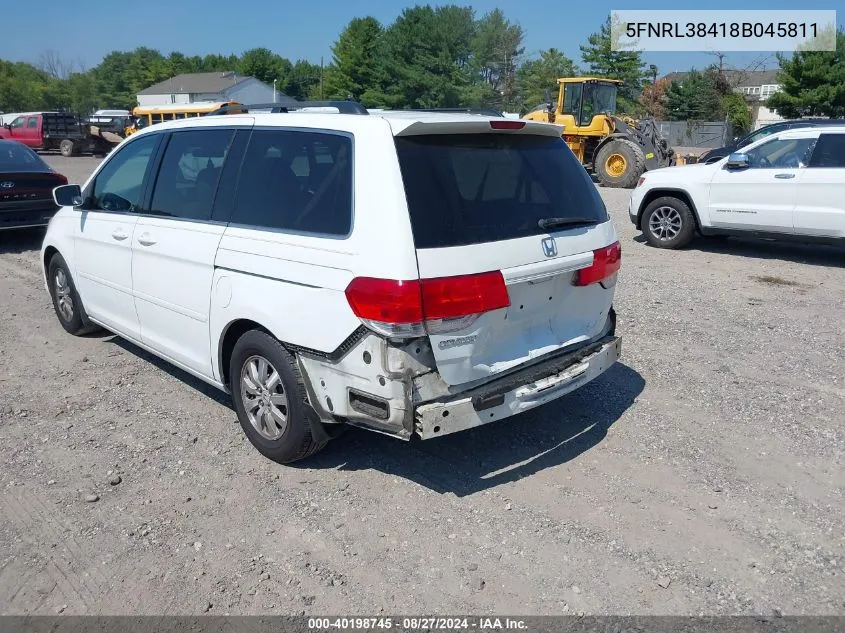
[641,196,696,249]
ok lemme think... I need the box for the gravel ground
[0,155,843,616]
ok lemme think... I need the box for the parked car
[0,139,68,231]
[41,103,622,464]
[697,118,845,164]
[0,111,92,157]
[629,126,845,249]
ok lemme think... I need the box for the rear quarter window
[394,133,609,249]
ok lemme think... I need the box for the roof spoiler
[207,100,369,116]
[399,107,505,117]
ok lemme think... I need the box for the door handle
[774,173,795,179]
[137,232,156,246]
[111,229,128,241]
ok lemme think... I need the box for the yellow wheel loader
[524,78,675,188]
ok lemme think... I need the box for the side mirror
[54,184,83,207]
[726,153,750,170]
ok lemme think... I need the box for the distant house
[662,69,784,130]
[136,71,295,107]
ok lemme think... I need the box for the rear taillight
[574,241,621,287]
[345,271,510,339]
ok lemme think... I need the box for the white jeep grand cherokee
[42,101,622,463]
[630,126,845,249]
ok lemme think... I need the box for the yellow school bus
[126,101,245,134]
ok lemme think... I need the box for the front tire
[229,330,328,464]
[641,196,696,249]
[47,253,97,335]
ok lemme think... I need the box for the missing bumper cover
[348,389,391,420]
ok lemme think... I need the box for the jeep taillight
[574,241,621,287]
[345,272,511,339]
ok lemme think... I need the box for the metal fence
[655,120,733,149]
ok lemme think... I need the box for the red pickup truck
[0,112,95,156]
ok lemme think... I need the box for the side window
[739,125,783,148]
[231,130,352,236]
[808,134,845,168]
[90,134,158,212]
[743,136,816,169]
[148,129,233,221]
[27,117,38,128]
[9,117,24,129]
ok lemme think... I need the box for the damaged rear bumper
[414,336,621,439]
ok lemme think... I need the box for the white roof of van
[129,109,564,138]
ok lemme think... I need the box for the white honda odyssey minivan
[42,101,622,463]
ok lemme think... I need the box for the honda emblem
[541,236,557,257]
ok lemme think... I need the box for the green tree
[467,9,524,109]
[515,48,577,112]
[287,60,322,100]
[376,5,475,109]
[766,29,845,118]
[722,91,751,134]
[664,71,709,120]
[664,67,730,121]
[579,16,645,113]
[0,61,52,112]
[324,17,384,102]
[240,47,292,87]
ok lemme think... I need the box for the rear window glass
[0,142,48,170]
[394,133,608,249]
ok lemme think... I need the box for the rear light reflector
[490,120,525,130]
[345,271,511,338]
[574,241,622,286]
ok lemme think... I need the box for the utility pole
[320,57,324,100]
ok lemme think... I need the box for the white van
[42,101,622,463]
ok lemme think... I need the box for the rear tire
[641,196,696,249]
[59,140,74,157]
[47,253,98,335]
[595,139,645,188]
[230,330,328,464]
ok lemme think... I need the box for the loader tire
[595,139,645,189]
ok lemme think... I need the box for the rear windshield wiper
[537,217,598,230]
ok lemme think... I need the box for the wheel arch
[216,316,367,389]
[636,188,703,232]
[218,319,275,389]
[42,245,60,281]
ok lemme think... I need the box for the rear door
[131,125,249,378]
[794,132,845,238]
[392,122,619,387]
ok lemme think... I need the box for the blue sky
[1,0,837,75]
